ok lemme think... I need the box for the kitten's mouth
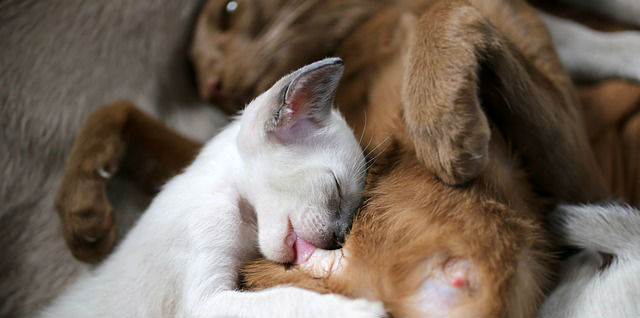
[285,221,348,277]
[285,230,317,264]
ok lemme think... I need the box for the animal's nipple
[416,256,477,316]
[443,257,473,289]
[451,277,466,287]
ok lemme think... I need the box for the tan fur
[233,0,607,316]
[244,134,549,316]
[55,101,200,262]
[55,0,395,263]
[0,1,229,314]
[239,4,557,314]
[190,0,393,113]
[54,0,608,315]
[191,0,606,195]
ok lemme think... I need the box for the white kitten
[40,58,385,317]
[539,203,640,317]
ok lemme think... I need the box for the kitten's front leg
[184,244,385,318]
[192,287,386,318]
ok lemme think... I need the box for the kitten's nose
[332,220,352,246]
[315,222,349,250]
[203,76,223,101]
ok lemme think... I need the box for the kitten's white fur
[39,58,384,317]
[539,203,640,317]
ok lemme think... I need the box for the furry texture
[55,101,202,263]
[51,0,608,316]
[539,203,640,317]
[49,0,396,265]
[540,11,640,82]
[577,80,640,206]
[190,0,393,113]
[53,0,627,267]
[191,0,606,197]
[234,1,607,316]
[0,0,229,315]
[41,59,385,317]
[2,0,627,316]
[243,135,551,317]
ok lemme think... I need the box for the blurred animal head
[190,0,390,113]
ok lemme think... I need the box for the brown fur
[56,0,395,263]
[190,0,393,113]
[55,101,200,263]
[191,0,606,192]
[243,132,548,317]
[55,0,608,315]
[234,0,607,316]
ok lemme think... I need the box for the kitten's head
[237,58,365,263]
[190,0,388,113]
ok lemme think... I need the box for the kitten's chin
[259,221,297,264]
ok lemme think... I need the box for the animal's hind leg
[55,101,201,263]
[403,0,607,202]
[401,0,492,186]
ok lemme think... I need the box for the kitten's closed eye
[332,173,343,203]
[325,173,345,217]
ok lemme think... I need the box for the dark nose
[203,76,223,101]
[332,219,352,246]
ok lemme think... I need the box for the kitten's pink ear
[268,58,344,138]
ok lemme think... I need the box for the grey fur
[0,1,228,315]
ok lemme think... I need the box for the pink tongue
[294,237,317,264]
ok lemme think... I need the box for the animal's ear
[267,58,344,139]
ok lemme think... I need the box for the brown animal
[190,0,394,113]
[55,102,200,262]
[55,0,393,263]
[189,0,605,194]
[55,0,607,315]
[236,0,607,315]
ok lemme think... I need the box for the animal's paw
[411,122,490,186]
[55,123,125,263]
[320,295,386,318]
[56,179,117,264]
